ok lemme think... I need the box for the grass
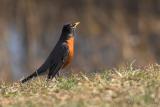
[0,64,160,107]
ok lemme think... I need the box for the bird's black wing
[21,42,60,83]
[47,43,69,79]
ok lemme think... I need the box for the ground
[0,64,160,107]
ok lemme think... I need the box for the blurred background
[0,0,160,81]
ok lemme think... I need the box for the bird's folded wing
[47,44,69,79]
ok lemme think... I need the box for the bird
[21,22,80,83]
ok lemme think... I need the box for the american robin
[21,22,80,83]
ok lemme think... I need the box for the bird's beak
[72,22,80,28]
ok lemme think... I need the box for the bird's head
[60,22,80,40]
[62,22,80,33]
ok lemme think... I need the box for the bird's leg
[48,69,60,80]
[57,71,61,77]
[55,71,60,79]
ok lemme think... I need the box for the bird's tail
[21,71,39,83]
[21,63,49,83]
[21,51,51,83]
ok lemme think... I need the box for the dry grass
[0,64,160,107]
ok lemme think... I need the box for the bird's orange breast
[62,37,74,68]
